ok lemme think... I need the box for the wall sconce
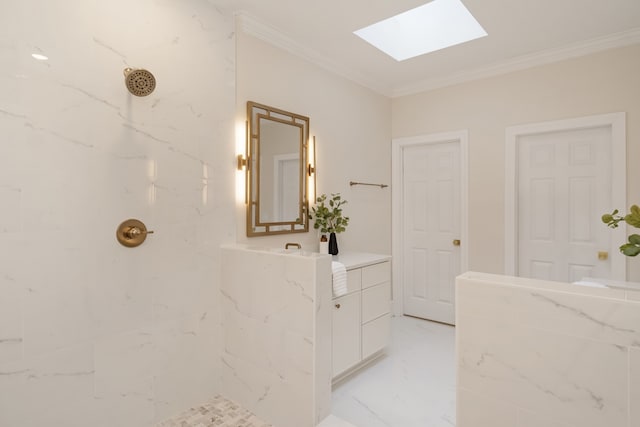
[237,154,247,170]
[308,136,317,202]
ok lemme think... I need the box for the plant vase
[328,232,338,255]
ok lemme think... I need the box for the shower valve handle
[116,219,154,248]
[124,226,154,239]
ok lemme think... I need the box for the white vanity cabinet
[331,253,391,380]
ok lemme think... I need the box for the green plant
[602,205,640,257]
[309,193,350,234]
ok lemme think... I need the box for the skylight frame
[353,0,488,62]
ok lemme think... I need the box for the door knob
[598,251,608,261]
[335,303,341,309]
[453,239,461,246]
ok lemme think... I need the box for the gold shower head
[123,67,156,97]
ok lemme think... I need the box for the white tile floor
[331,315,456,427]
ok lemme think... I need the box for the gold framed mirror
[245,101,310,236]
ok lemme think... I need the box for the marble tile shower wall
[0,1,235,426]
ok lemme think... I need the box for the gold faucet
[285,243,301,249]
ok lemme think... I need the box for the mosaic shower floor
[157,395,272,427]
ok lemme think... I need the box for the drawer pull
[335,303,341,309]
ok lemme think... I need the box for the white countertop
[458,271,640,300]
[221,243,325,258]
[331,252,391,270]
[221,245,391,268]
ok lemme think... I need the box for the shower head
[123,67,156,97]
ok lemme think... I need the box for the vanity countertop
[332,252,391,270]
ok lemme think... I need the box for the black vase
[328,232,339,255]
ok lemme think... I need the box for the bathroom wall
[235,26,392,255]
[0,1,235,426]
[456,272,640,427]
[392,44,640,281]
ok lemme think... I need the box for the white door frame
[392,131,469,316]
[504,112,627,280]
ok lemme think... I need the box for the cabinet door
[332,292,361,377]
[362,313,391,359]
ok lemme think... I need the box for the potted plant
[309,193,349,255]
[602,205,640,256]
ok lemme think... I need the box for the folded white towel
[332,261,348,297]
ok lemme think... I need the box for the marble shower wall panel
[456,272,640,427]
[220,246,332,427]
[632,347,640,426]
[0,0,235,426]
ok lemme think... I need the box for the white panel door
[402,142,460,324]
[517,126,612,282]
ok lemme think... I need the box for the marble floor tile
[318,414,358,427]
[331,315,456,427]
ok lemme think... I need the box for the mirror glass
[246,101,310,236]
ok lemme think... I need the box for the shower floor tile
[156,395,272,427]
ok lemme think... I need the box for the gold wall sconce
[308,136,317,202]
[116,219,154,248]
[237,154,248,170]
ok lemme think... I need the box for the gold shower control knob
[116,219,154,248]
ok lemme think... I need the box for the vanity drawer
[361,261,390,289]
[345,268,362,295]
[361,281,391,323]
[362,313,391,359]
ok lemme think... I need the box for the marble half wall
[220,245,332,427]
[456,272,640,427]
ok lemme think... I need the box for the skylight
[353,0,487,61]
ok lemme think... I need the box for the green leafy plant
[309,193,350,234]
[602,205,640,257]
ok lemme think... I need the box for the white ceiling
[216,0,640,97]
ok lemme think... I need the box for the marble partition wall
[456,272,640,427]
[220,245,332,427]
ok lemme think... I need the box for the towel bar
[349,181,388,189]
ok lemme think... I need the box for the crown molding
[236,12,640,99]
[393,27,640,97]
[236,12,393,96]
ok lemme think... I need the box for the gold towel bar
[349,181,388,189]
